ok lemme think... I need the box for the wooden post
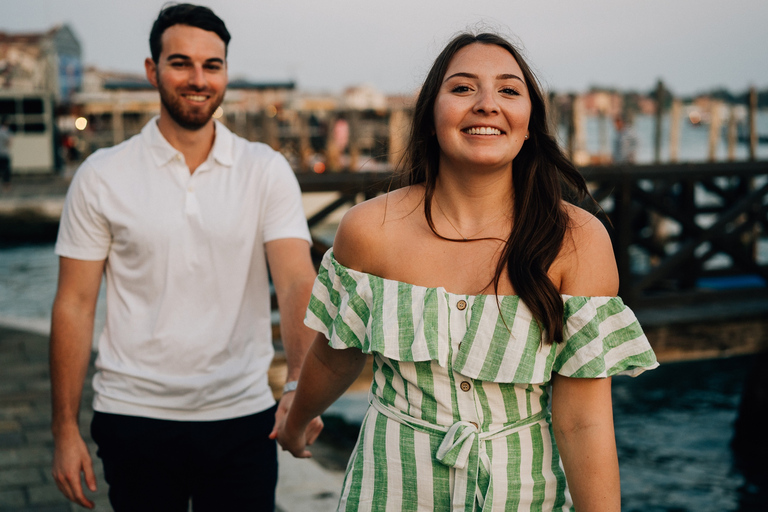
[679,178,698,289]
[598,110,609,162]
[387,109,409,171]
[112,105,124,146]
[727,105,738,161]
[669,99,682,163]
[325,113,339,171]
[613,175,634,301]
[347,110,360,171]
[708,101,723,162]
[567,94,576,160]
[732,352,768,476]
[547,92,559,139]
[297,113,311,172]
[746,87,759,257]
[654,80,664,164]
[261,108,280,151]
[748,86,758,161]
[571,94,587,165]
[235,108,246,139]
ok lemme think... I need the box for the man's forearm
[277,278,316,382]
[50,300,96,435]
[264,238,317,382]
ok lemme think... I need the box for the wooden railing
[296,161,768,312]
[581,161,768,309]
[297,171,396,258]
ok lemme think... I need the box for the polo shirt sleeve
[55,161,112,261]
[261,152,312,244]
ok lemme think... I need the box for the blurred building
[70,72,415,173]
[0,24,82,173]
[69,69,297,158]
[2,21,418,175]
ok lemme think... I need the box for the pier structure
[294,160,768,362]
[1,161,767,362]
[1,161,767,512]
[64,72,415,176]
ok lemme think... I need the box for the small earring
[524,134,529,140]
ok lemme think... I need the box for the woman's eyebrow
[443,72,477,83]
[443,72,525,83]
[497,73,525,83]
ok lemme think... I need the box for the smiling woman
[277,31,658,512]
[434,43,531,179]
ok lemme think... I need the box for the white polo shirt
[55,117,311,421]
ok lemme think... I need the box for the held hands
[51,426,97,509]
[269,389,324,458]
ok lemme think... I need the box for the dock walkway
[0,320,346,512]
[0,176,69,243]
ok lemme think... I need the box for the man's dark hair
[149,3,231,62]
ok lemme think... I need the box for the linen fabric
[306,250,658,511]
[55,117,311,421]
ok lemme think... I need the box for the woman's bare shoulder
[555,202,619,296]
[333,186,423,272]
[564,203,610,240]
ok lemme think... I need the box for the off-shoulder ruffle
[305,250,658,383]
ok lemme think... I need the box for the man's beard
[158,82,224,131]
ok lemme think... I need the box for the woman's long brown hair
[402,32,592,344]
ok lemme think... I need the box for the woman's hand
[275,412,318,458]
[270,333,366,459]
[271,390,324,458]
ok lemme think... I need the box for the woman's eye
[451,85,471,93]
[501,87,520,96]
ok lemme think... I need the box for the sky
[3,0,767,97]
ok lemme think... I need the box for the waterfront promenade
[2,167,767,510]
[0,175,356,511]
[0,320,347,512]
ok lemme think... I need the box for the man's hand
[269,391,324,458]
[52,427,97,509]
[50,257,104,509]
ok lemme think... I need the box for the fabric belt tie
[370,394,548,511]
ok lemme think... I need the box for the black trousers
[91,406,278,512]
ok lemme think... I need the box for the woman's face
[433,43,532,174]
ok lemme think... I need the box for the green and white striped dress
[306,250,658,512]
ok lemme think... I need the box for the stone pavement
[0,319,347,511]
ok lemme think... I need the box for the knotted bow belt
[371,395,548,511]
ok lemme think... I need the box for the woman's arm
[277,332,367,458]
[275,195,386,457]
[551,374,620,511]
[550,204,622,509]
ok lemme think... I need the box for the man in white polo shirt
[49,4,321,510]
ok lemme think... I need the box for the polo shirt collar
[143,116,234,168]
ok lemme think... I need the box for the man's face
[145,24,227,131]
